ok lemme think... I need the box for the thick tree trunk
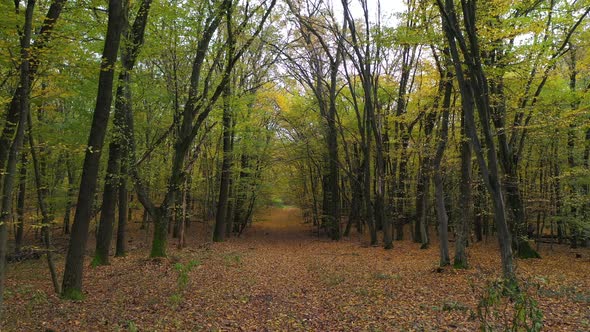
[151,208,168,257]
[93,133,122,265]
[62,0,125,298]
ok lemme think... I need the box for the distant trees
[279,0,589,277]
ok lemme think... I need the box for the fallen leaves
[3,207,589,331]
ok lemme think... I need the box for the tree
[94,0,153,266]
[130,0,277,257]
[436,0,516,281]
[0,0,67,312]
[62,0,126,299]
[283,0,343,240]
[213,3,237,242]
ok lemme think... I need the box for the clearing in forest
[3,207,590,331]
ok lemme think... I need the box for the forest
[0,0,589,330]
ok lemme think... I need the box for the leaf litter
[2,207,589,331]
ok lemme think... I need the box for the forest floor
[2,207,590,331]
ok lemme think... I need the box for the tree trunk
[62,0,125,298]
[115,173,128,257]
[439,0,516,281]
[415,165,430,247]
[63,160,75,234]
[151,208,168,257]
[432,59,452,265]
[178,178,188,249]
[454,113,471,268]
[363,139,377,245]
[225,176,236,238]
[0,0,36,313]
[15,151,28,255]
[213,83,233,242]
[93,131,122,265]
[28,112,61,294]
[435,172,450,266]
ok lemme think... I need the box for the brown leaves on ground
[3,207,589,331]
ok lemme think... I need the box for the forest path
[4,207,590,331]
[186,207,477,331]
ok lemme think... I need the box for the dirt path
[3,207,590,331]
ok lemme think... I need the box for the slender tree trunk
[584,128,590,247]
[433,61,452,265]
[213,84,233,242]
[233,154,249,232]
[0,0,35,313]
[115,172,127,257]
[439,0,515,281]
[325,102,341,240]
[63,160,75,234]
[363,135,376,245]
[435,172,450,266]
[415,162,430,247]
[15,151,27,254]
[28,112,60,294]
[62,0,125,298]
[225,176,235,238]
[454,113,471,268]
[415,115,436,247]
[178,178,188,249]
